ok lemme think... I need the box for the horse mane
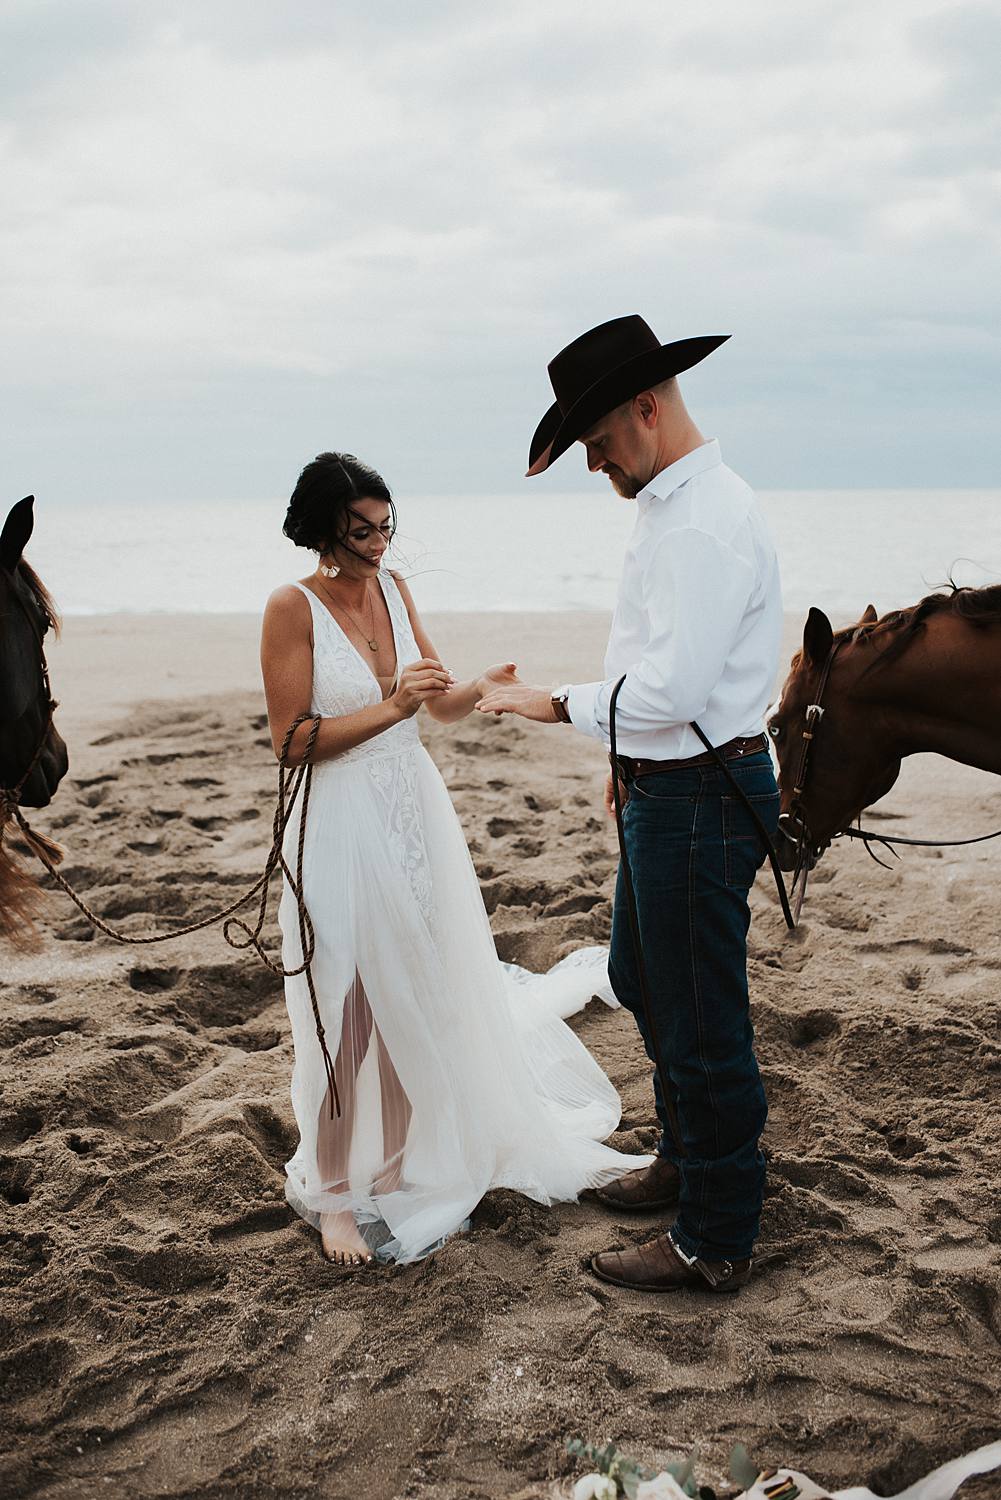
[841,581,1001,673]
[17,559,61,635]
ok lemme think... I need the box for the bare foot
[320,1210,373,1267]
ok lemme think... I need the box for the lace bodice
[292,575,423,766]
[291,574,433,922]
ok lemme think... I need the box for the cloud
[1,0,998,502]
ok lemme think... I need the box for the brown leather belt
[616,733,769,782]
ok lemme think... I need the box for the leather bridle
[777,635,1001,892]
[0,576,58,822]
[776,638,844,918]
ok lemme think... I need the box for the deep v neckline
[305,574,400,700]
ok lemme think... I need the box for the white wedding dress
[278,574,652,1264]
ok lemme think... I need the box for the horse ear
[0,496,34,572]
[802,606,834,667]
[860,604,878,625]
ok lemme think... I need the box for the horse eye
[768,722,781,740]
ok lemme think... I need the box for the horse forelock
[14,560,61,636]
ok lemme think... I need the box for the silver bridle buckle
[802,703,825,742]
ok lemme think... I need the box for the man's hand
[475,683,559,722]
[604,770,629,819]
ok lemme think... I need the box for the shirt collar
[637,439,722,509]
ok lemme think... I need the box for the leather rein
[781,638,1001,894]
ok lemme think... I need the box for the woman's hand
[392,659,454,718]
[476,661,520,696]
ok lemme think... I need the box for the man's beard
[604,465,641,499]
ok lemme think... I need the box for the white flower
[736,1471,831,1500]
[636,1476,689,1500]
[573,1475,619,1500]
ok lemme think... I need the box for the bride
[260,450,651,1266]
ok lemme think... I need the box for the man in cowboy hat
[477,315,783,1294]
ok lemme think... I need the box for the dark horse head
[768,603,902,873]
[1,496,69,944]
[1,496,68,808]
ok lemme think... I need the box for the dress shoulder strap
[290,580,327,627]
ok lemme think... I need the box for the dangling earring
[318,562,338,578]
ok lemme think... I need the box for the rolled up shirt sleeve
[566,527,755,746]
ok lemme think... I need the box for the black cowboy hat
[526,316,729,476]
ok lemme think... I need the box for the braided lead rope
[223,714,341,1119]
[7,710,341,1118]
[9,713,316,948]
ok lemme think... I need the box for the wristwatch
[551,688,572,724]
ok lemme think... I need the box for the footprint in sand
[129,961,282,1031]
[208,1204,292,1245]
[0,1157,34,1206]
[0,1335,76,1405]
[875,1121,927,1160]
[788,1008,842,1049]
[126,837,165,854]
[543,891,605,917]
[0,1013,82,1049]
[128,965,181,993]
[76,783,112,808]
[914,1239,998,1273]
[103,1241,227,1293]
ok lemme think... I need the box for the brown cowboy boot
[590,1231,751,1293]
[594,1155,680,1212]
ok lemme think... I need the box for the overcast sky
[2,0,999,504]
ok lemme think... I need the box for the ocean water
[20,489,1001,621]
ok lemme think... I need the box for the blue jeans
[608,751,780,1261]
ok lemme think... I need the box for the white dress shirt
[565,439,782,760]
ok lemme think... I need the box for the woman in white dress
[260,451,651,1267]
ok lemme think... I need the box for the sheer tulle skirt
[279,743,651,1264]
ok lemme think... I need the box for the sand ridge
[1,612,1000,1499]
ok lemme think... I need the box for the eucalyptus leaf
[729,1444,761,1490]
[666,1448,699,1496]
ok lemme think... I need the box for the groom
[477,315,782,1293]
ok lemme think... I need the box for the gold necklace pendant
[316,574,380,653]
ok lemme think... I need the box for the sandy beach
[2,609,1000,1500]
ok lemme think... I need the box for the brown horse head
[1,496,69,943]
[769,603,901,871]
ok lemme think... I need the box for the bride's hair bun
[282,451,392,553]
